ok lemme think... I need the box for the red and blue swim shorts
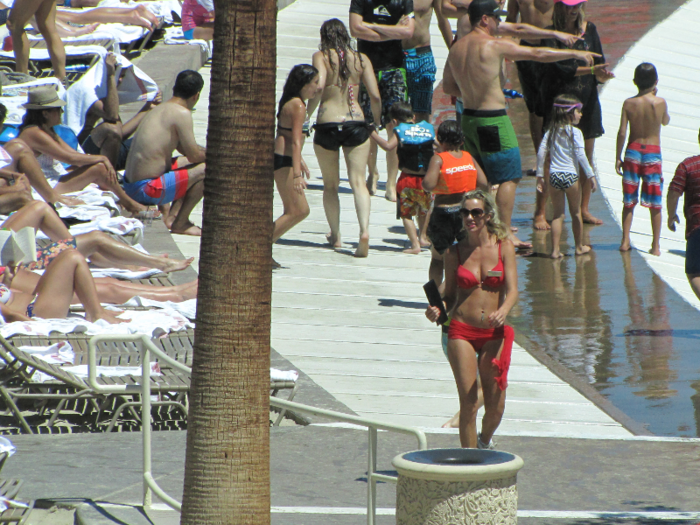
[123,159,189,205]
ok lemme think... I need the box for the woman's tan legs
[272,168,310,243]
[344,140,371,257]
[581,138,602,225]
[315,144,342,248]
[477,339,507,446]
[447,338,480,448]
[1,200,71,240]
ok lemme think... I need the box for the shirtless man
[403,0,453,124]
[122,70,205,236]
[442,0,597,248]
[616,62,670,256]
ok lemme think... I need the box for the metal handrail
[270,397,428,525]
[87,334,428,524]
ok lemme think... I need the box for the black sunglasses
[460,207,485,219]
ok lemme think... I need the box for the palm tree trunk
[181,0,276,523]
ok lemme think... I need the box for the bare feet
[403,247,421,254]
[533,215,551,231]
[509,234,532,250]
[171,223,202,236]
[366,172,378,196]
[649,247,661,256]
[121,200,149,214]
[88,308,129,324]
[74,23,99,36]
[510,226,518,233]
[161,257,194,273]
[575,245,592,256]
[326,232,342,249]
[582,212,603,225]
[419,240,432,249]
[385,190,397,202]
[550,251,564,259]
[180,280,199,301]
[619,242,631,252]
[355,234,369,258]
[442,412,460,429]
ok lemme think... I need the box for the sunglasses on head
[460,207,485,219]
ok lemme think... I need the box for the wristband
[591,66,595,75]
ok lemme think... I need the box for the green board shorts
[461,109,522,185]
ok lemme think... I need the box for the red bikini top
[456,242,505,289]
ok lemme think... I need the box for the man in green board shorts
[442,0,597,248]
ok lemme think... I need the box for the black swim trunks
[82,135,133,172]
[360,67,408,127]
[274,153,292,171]
[313,121,370,151]
[427,205,466,254]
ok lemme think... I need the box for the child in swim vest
[422,120,489,284]
[537,94,596,258]
[370,101,435,254]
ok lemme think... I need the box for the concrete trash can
[392,448,524,525]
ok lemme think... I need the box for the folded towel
[164,26,212,59]
[18,341,75,365]
[122,297,197,319]
[27,30,119,53]
[89,268,162,280]
[270,369,299,382]
[64,47,158,135]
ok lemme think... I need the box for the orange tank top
[433,151,478,195]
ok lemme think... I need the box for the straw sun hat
[20,85,67,110]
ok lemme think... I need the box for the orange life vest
[433,151,478,195]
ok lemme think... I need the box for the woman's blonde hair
[461,189,509,241]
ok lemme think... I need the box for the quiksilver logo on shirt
[374,6,391,16]
[445,165,475,174]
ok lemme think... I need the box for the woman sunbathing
[17,86,147,215]
[0,249,127,324]
[2,200,194,273]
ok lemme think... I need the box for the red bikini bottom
[447,319,514,390]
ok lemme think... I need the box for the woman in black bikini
[273,64,320,255]
[308,19,381,258]
[426,189,518,449]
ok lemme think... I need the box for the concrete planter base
[393,448,524,525]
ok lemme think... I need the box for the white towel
[122,297,197,319]
[18,341,75,365]
[63,48,158,135]
[33,361,161,383]
[0,438,15,457]
[163,26,211,59]
[0,307,193,339]
[89,268,162,280]
[270,369,299,382]
[27,30,119,53]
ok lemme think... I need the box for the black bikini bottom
[313,121,370,151]
[274,153,293,171]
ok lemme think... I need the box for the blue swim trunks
[622,142,663,210]
[404,46,437,115]
[123,163,189,205]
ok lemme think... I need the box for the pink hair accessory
[553,102,583,112]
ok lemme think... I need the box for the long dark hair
[545,94,581,156]
[319,18,360,86]
[19,108,58,141]
[277,64,318,118]
[553,1,585,34]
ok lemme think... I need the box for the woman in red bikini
[426,188,518,449]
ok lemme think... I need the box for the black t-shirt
[349,0,414,71]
